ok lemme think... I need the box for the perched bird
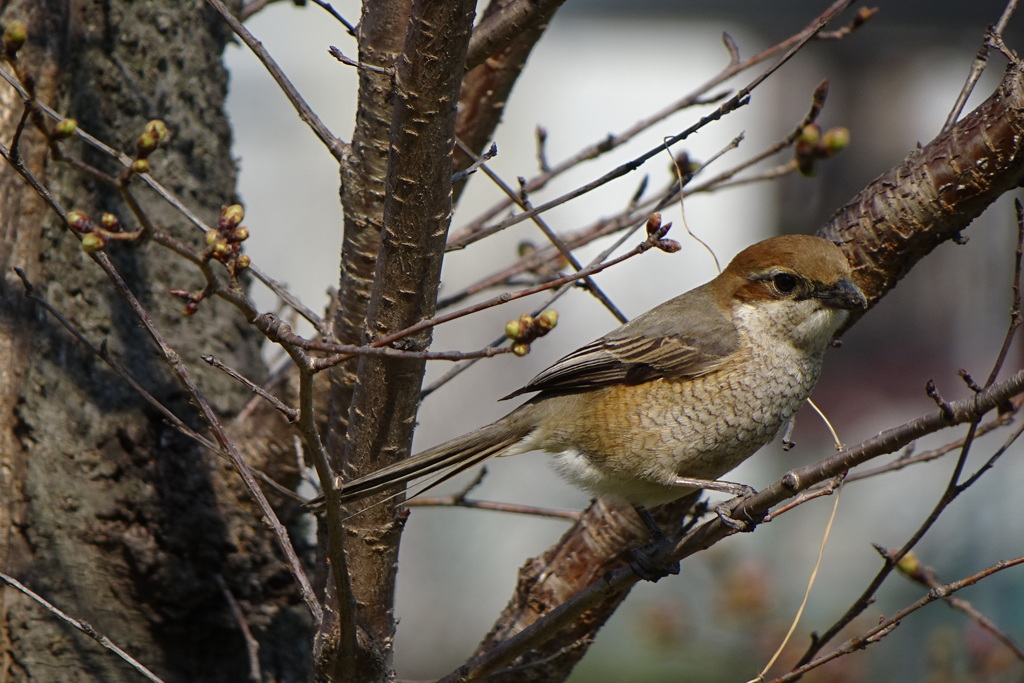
[317,234,865,515]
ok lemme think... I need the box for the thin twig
[202,354,299,421]
[874,547,1024,662]
[328,46,393,76]
[449,0,871,248]
[12,268,305,504]
[772,556,1024,682]
[984,197,1024,387]
[455,137,628,323]
[0,572,165,683]
[311,0,358,35]
[205,0,346,159]
[941,0,1020,133]
[402,469,580,520]
[292,224,678,373]
[0,62,327,334]
[93,249,323,624]
[795,299,1024,669]
[405,496,581,520]
[215,575,263,683]
[0,144,321,621]
[437,79,836,312]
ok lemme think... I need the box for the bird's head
[718,234,867,351]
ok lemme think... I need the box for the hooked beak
[817,278,867,310]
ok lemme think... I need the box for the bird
[315,234,865,521]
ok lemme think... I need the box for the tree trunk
[0,1,308,680]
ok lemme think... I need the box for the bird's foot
[714,502,766,532]
[630,539,680,582]
[629,505,681,581]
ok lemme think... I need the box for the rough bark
[0,2,307,680]
[318,0,477,680]
[822,60,1024,315]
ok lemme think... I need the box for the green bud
[131,158,150,174]
[797,123,821,146]
[53,118,77,139]
[145,119,169,143]
[505,320,524,340]
[821,126,850,153]
[66,210,90,231]
[221,204,245,227]
[81,232,106,253]
[536,310,558,331]
[136,131,158,156]
[895,551,919,576]
[3,20,27,57]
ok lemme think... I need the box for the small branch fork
[768,556,1024,683]
[443,0,828,254]
[448,3,873,250]
[438,73,841,313]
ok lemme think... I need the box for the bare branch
[205,0,347,159]
[0,572,165,683]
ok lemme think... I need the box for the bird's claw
[630,541,680,582]
[715,503,764,532]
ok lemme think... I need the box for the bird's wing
[503,285,739,399]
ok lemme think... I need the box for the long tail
[308,411,535,508]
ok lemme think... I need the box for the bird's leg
[670,476,762,532]
[628,505,680,582]
[671,476,756,497]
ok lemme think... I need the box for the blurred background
[225,1,1024,680]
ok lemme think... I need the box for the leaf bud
[821,126,850,154]
[144,119,169,143]
[136,131,158,156]
[895,551,920,577]
[53,118,77,139]
[645,212,662,237]
[221,204,245,227]
[81,232,106,253]
[536,310,558,331]
[797,123,821,147]
[517,241,537,259]
[131,158,150,174]
[511,343,530,357]
[100,212,120,230]
[3,20,26,58]
[505,319,525,340]
[656,238,681,253]
[66,210,91,232]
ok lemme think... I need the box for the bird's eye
[771,272,799,294]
